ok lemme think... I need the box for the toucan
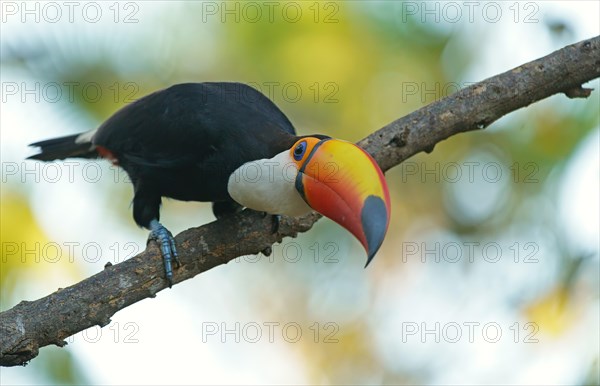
[28,82,391,285]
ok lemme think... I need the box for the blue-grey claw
[271,214,281,234]
[148,220,178,287]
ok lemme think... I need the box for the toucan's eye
[293,141,307,161]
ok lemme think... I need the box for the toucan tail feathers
[27,133,98,161]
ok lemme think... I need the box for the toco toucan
[28,82,391,286]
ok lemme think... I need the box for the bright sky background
[1,1,598,385]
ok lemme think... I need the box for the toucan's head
[228,136,391,265]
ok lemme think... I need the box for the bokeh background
[1,1,598,385]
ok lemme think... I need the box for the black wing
[93,82,297,168]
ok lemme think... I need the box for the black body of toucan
[28,82,391,286]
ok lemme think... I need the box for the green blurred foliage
[34,347,89,385]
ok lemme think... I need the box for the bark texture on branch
[1,36,599,367]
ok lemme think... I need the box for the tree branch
[1,36,599,367]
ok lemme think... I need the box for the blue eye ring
[293,141,307,161]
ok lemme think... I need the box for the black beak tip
[361,195,389,268]
[364,253,376,268]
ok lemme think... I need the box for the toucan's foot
[258,214,281,256]
[271,214,281,234]
[148,220,179,287]
[258,211,280,234]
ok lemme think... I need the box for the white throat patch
[227,150,312,216]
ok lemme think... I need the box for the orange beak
[294,139,391,266]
